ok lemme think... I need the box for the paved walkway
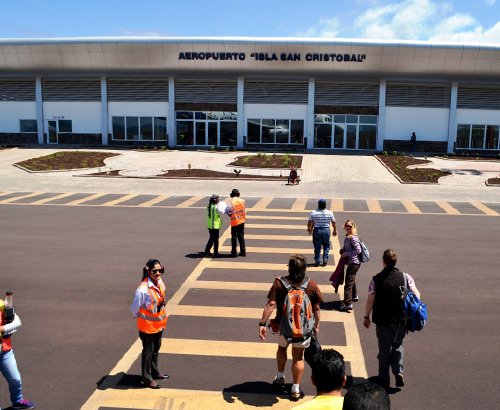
[1,147,499,202]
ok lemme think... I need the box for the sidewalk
[0,147,499,202]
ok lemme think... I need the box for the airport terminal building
[0,37,499,153]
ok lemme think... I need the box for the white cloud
[297,0,500,43]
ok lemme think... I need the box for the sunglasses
[345,225,353,228]
[150,268,165,275]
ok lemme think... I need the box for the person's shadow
[222,381,291,407]
[96,372,145,390]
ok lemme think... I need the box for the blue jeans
[0,348,23,405]
[313,227,330,263]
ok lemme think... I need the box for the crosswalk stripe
[176,195,204,208]
[470,201,499,216]
[245,234,310,241]
[331,198,344,212]
[64,193,106,206]
[205,260,329,272]
[436,201,460,215]
[27,192,74,205]
[191,280,335,294]
[251,196,273,209]
[401,199,421,214]
[291,197,308,211]
[248,214,305,221]
[218,245,313,254]
[101,193,138,206]
[160,338,356,360]
[168,304,347,323]
[245,223,304,230]
[366,198,382,213]
[0,191,44,204]
[138,195,169,207]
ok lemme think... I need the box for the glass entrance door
[48,120,58,144]
[207,121,218,146]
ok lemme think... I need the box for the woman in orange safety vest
[131,259,169,389]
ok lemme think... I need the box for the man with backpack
[362,249,421,388]
[258,254,322,401]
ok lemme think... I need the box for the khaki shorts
[277,334,311,348]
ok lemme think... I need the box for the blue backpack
[400,273,428,332]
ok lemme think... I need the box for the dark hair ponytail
[207,196,218,217]
[142,258,161,280]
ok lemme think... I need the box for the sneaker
[273,376,285,386]
[290,390,304,401]
[314,261,320,267]
[12,399,35,409]
[322,260,328,266]
[395,373,405,387]
[353,296,359,302]
[340,304,353,311]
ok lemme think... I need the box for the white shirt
[130,277,165,317]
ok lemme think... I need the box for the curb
[75,174,286,182]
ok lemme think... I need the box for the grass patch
[16,151,120,171]
[229,154,303,169]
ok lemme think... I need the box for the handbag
[304,333,322,367]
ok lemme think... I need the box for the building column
[35,77,44,144]
[377,80,386,152]
[168,77,175,147]
[306,78,315,149]
[447,82,458,153]
[100,77,108,145]
[237,77,244,148]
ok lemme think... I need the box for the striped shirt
[309,209,335,228]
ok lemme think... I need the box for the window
[175,111,237,146]
[456,124,500,150]
[20,119,37,133]
[58,120,72,133]
[112,116,167,141]
[314,114,378,149]
[246,119,304,144]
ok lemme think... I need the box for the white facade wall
[43,102,101,133]
[385,107,449,142]
[0,102,37,132]
[456,109,500,125]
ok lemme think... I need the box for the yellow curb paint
[470,201,499,216]
[245,234,311,241]
[401,199,421,214]
[138,194,169,207]
[176,195,204,208]
[251,196,273,209]
[28,192,74,205]
[64,193,106,206]
[0,191,44,204]
[366,198,382,213]
[436,201,460,215]
[331,198,344,212]
[100,193,138,206]
[291,197,308,211]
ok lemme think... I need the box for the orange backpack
[278,277,315,342]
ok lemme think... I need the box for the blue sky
[0,0,499,43]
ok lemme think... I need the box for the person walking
[363,249,421,388]
[131,259,169,389]
[258,254,322,401]
[292,349,346,410]
[204,194,223,257]
[307,199,337,267]
[0,296,36,409]
[227,188,246,257]
[340,220,362,312]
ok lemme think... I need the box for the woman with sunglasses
[130,259,169,389]
[340,220,362,312]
